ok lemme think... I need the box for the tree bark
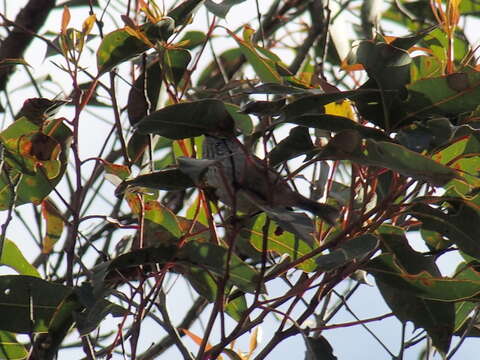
[0,0,56,91]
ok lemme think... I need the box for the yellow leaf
[247,326,262,357]
[324,99,356,121]
[82,14,96,35]
[42,198,64,254]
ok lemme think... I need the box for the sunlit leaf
[241,213,317,272]
[0,239,40,277]
[225,291,248,322]
[41,198,64,254]
[228,27,281,84]
[0,330,28,360]
[180,242,260,294]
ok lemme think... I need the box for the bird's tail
[294,195,340,226]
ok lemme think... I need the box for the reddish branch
[0,0,56,91]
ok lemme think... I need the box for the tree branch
[0,0,56,91]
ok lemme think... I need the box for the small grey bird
[203,135,339,225]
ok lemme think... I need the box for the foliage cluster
[1,0,480,359]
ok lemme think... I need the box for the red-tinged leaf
[367,252,455,354]
[0,118,71,210]
[366,253,480,302]
[318,139,458,186]
[227,27,281,84]
[101,160,131,180]
[144,200,182,237]
[402,70,480,123]
[61,6,71,35]
[42,198,64,254]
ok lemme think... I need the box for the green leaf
[144,200,183,238]
[245,82,312,95]
[285,114,390,142]
[164,48,191,85]
[92,245,178,295]
[433,133,480,165]
[366,253,480,301]
[336,139,458,186]
[0,330,28,360]
[228,28,282,84]
[402,70,480,123]
[352,40,411,130]
[0,275,71,333]
[375,277,454,354]
[177,30,207,50]
[74,283,126,335]
[241,213,317,272]
[454,300,477,334]
[205,0,246,18]
[269,126,313,166]
[316,234,379,271]
[127,60,162,126]
[96,28,149,74]
[41,292,83,359]
[1,239,40,277]
[180,242,260,294]
[378,224,440,275]
[408,199,480,260]
[0,118,71,210]
[225,291,248,322]
[168,0,205,27]
[119,168,195,194]
[136,99,235,139]
[258,206,317,247]
[97,18,175,74]
[367,227,455,354]
[224,103,253,135]
[184,266,218,301]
